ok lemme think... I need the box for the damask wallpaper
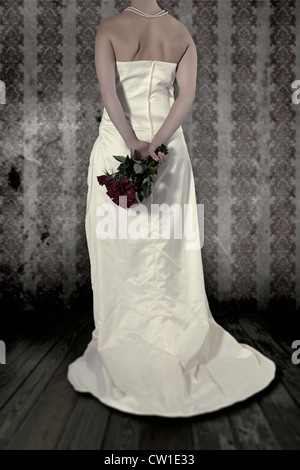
[0,0,299,315]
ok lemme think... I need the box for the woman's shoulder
[96,12,192,39]
[95,13,124,36]
[167,15,194,40]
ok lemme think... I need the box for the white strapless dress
[67,60,275,417]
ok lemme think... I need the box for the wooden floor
[0,305,300,450]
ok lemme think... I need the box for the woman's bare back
[101,12,192,64]
[94,7,197,159]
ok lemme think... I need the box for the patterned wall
[0,0,299,315]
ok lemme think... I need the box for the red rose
[97,174,111,186]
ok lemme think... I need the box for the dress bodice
[100,60,177,138]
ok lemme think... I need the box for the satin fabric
[67,60,275,417]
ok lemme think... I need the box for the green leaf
[151,174,157,184]
[156,144,169,156]
[134,163,143,174]
[138,165,147,173]
[138,190,144,202]
[149,167,157,175]
[142,181,152,200]
[113,155,126,163]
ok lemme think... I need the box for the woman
[67,0,275,417]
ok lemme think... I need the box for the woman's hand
[128,139,166,164]
[128,139,151,160]
[148,144,166,164]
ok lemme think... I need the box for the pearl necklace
[124,6,168,18]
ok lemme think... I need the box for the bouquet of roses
[97,144,169,209]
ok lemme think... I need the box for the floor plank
[137,416,194,451]
[57,395,110,450]
[0,337,32,372]
[0,314,91,443]
[191,411,237,450]
[258,382,300,450]
[101,411,141,450]
[0,313,82,409]
[215,309,300,449]
[4,317,93,450]
[228,400,282,450]
[238,315,300,407]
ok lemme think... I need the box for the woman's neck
[130,0,161,14]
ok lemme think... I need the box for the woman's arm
[148,37,198,160]
[95,20,151,158]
